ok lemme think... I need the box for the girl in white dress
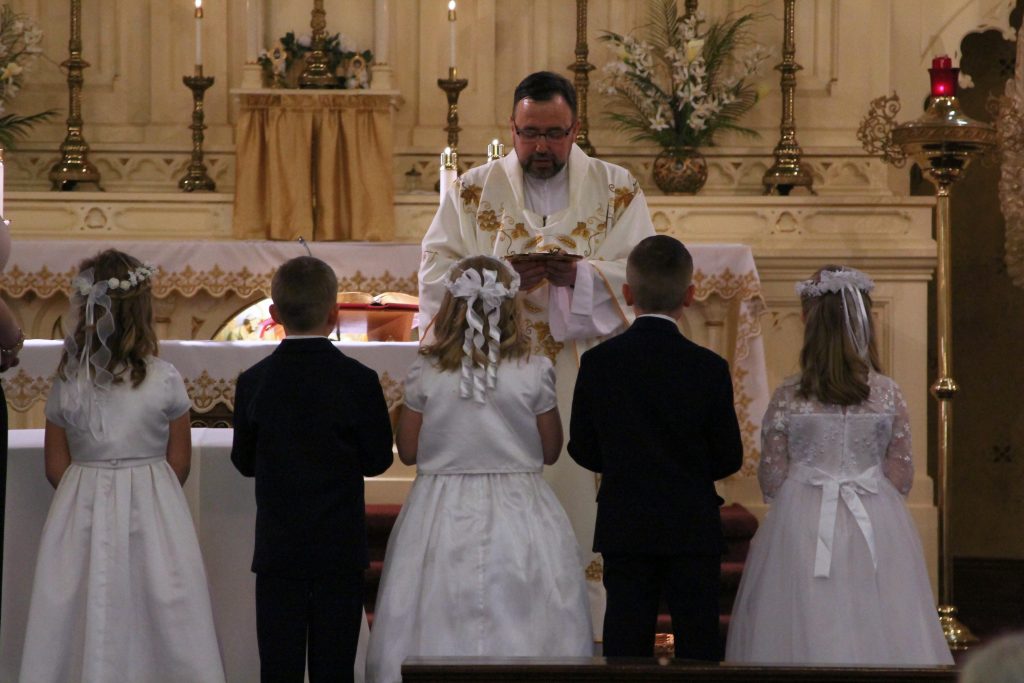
[366,256,592,683]
[20,250,225,683]
[725,266,953,666]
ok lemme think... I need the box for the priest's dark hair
[626,235,693,313]
[513,71,577,118]
[271,256,338,333]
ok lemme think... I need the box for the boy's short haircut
[626,235,694,313]
[271,256,338,332]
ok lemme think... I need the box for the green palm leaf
[0,109,58,149]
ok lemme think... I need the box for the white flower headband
[796,267,875,362]
[59,262,157,438]
[444,262,520,403]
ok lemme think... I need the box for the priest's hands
[508,259,578,290]
[544,259,577,288]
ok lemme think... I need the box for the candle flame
[195,0,202,7]
[448,1,456,10]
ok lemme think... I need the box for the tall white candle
[195,0,204,67]
[439,146,457,205]
[245,0,263,63]
[447,1,456,70]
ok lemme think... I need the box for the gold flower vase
[652,147,708,194]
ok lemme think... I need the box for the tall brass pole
[892,72,993,651]
[50,0,101,191]
[568,0,595,155]
[299,0,335,88]
[763,0,813,195]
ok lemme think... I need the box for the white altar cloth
[3,340,419,422]
[0,240,422,298]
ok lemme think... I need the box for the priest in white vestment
[419,71,655,639]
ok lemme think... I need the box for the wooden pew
[402,658,958,683]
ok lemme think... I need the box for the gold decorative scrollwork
[858,92,907,167]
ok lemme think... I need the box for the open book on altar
[337,291,419,310]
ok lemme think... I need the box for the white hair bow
[445,266,520,403]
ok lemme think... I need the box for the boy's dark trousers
[601,553,722,661]
[255,571,364,683]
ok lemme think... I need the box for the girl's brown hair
[798,266,881,406]
[421,255,528,370]
[58,249,158,388]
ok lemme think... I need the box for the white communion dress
[20,358,226,683]
[365,355,592,683]
[725,373,953,666]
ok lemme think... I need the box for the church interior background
[2,0,1024,677]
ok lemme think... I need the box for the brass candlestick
[50,0,101,191]
[891,66,994,651]
[763,0,814,195]
[299,0,335,88]
[179,68,216,192]
[437,68,469,151]
[568,0,595,155]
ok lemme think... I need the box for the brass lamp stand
[763,0,814,195]
[891,58,994,651]
[438,68,468,152]
[50,0,101,191]
[179,67,216,192]
[568,0,595,155]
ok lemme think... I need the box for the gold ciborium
[891,56,994,652]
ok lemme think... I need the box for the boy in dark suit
[568,235,743,661]
[231,256,394,682]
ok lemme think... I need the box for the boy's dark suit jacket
[568,315,743,556]
[231,337,394,578]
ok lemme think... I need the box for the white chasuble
[419,144,655,639]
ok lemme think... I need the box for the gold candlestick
[763,0,814,195]
[50,0,101,191]
[568,0,595,155]
[437,68,469,152]
[179,67,216,192]
[890,65,993,652]
[300,0,335,88]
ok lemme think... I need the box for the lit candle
[195,0,204,67]
[447,1,456,71]
[928,54,958,98]
[439,146,458,205]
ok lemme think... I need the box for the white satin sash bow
[445,267,519,403]
[789,462,881,578]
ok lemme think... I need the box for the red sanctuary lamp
[890,56,994,651]
[928,55,958,97]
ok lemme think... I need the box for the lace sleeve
[883,383,914,495]
[757,387,790,502]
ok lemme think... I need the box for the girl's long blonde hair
[58,249,158,388]
[422,255,528,369]
[798,265,881,406]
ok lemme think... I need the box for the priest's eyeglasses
[514,126,574,142]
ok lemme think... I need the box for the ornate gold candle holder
[179,68,217,192]
[438,68,469,152]
[763,0,814,195]
[889,58,994,651]
[50,0,101,191]
[300,0,336,88]
[568,0,595,155]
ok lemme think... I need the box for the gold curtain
[233,92,396,241]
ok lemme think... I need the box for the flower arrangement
[0,5,57,148]
[258,32,373,89]
[599,0,769,150]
